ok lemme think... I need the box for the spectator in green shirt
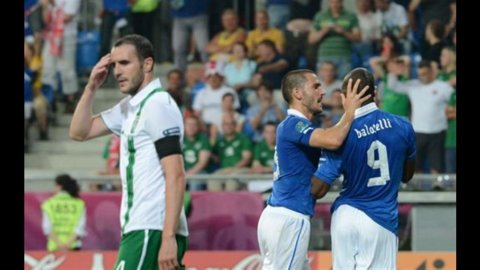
[308,0,361,78]
[250,122,276,174]
[438,47,456,173]
[209,113,253,191]
[183,115,212,190]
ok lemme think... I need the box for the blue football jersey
[314,103,416,234]
[268,110,322,217]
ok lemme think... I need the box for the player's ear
[292,87,302,100]
[143,57,154,73]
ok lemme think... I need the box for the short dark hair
[261,121,277,132]
[427,19,445,40]
[113,34,155,63]
[342,68,375,105]
[418,59,432,70]
[222,92,235,101]
[281,69,315,104]
[258,81,274,92]
[167,68,183,80]
[258,39,277,53]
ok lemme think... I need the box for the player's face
[301,73,324,114]
[110,44,145,95]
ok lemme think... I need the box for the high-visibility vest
[41,192,85,251]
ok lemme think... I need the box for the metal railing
[25,172,456,194]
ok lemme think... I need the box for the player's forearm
[310,111,354,150]
[69,89,96,141]
[163,167,186,238]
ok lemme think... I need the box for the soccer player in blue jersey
[311,68,416,269]
[257,69,371,269]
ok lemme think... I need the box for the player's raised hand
[86,54,111,93]
[341,78,371,116]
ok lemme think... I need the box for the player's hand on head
[86,54,111,92]
[341,78,370,115]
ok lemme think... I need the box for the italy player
[311,68,416,269]
[257,69,371,269]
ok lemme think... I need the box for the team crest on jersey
[295,121,309,133]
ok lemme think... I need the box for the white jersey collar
[354,102,378,119]
[129,78,163,106]
[287,109,309,120]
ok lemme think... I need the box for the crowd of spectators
[24,0,456,190]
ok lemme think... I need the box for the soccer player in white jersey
[257,69,370,269]
[70,34,188,270]
[311,68,416,269]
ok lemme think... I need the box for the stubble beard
[125,71,144,96]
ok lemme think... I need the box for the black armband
[154,135,182,159]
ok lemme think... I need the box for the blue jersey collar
[354,103,378,119]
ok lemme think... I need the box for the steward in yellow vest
[41,174,86,251]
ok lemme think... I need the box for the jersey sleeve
[405,122,416,160]
[100,98,127,136]
[314,150,343,185]
[284,118,316,146]
[144,94,183,141]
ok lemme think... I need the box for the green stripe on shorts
[114,230,188,270]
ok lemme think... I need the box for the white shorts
[257,205,310,270]
[331,204,398,270]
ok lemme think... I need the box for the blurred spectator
[246,82,285,142]
[99,134,120,175]
[321,88,344,128]
[40,0,81,114]
[210,113,253,191]
[284,18,315,70]
[246,10,285,58]
[249,122,276,174]
[408,0,456,48]
[437,47,456,173]
[41,174,86,251]
[183,115,211,190]
[130,0,159,44]
[387,60,453,174]
[206,9,246,64]
[317,61,343,107]
[166,69,190,112]
[209,93,246,145]
[369,33,411,119]
[192,62,240,127]
[355,0,382,57]
[308,0,361,78]
[373,0,410,52]
[25,56,34,152]
[25,0,44,57]
[171,0,210,73]
[98,0,132,58]
[223,42,257,112]
[25,41,50,141]
[251,39,289,108]
[422,19,448,71]
[266,0,290,30]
